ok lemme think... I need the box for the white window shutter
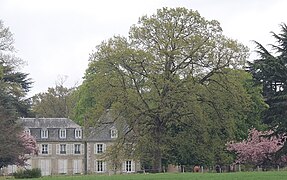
[66,144,70,155]
[48,144,52,155]
[81,144,84,155]
[56,144,60,155]
[122,162,126,173]
[38,144,42,155]
[95,160,99,172]
[71,144,75,154]
[103,143,106,153]
[103,161,106,172]
[131,161,135,172]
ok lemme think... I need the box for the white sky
[0,0,286,96]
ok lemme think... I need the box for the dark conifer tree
[249,23,287,152]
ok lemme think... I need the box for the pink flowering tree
[0,131,38,168]
[16,131,38,166]
[226,128,286,168]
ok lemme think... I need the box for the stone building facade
[4,117,140,176]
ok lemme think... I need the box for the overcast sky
[0,0,286,97]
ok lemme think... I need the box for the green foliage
[72,81,101,125]
[13,168,41,179]
[31,85,75,118]
[248,23,287,153]
[75,7,265,170]
[0,20,33,168]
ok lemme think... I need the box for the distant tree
[31,84,76,118]
[0,20,33,168]
[248,23,287,153]
[227,128,286,168]
[71,81,98,125]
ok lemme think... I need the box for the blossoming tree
[17,131,38,166]
[226,128,286,167]
[0,131,38,168]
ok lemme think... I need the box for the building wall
[2,118,140,176]
[30,142,85,175]
[87,141,140,175]
[24,141,140,176]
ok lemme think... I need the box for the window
[75,129,82,139]
[111,128,118,139]
[95,160,105,172]
[125,161,132,172]
[41,129,48,138]
[24,128,30,135]
[95,143,104,154]
[74,144,81,154]
[60,144,66,154]
[73,160,82,174]
[59,129,66,139]
[42,144,48,154]
[58,159,67,174]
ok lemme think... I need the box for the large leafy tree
[0,20,33,167]
[77,8,251,171]
[249,23,287,153]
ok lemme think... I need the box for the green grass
[3,171,287,180]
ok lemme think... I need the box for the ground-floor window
[40,159,51,176]
[73,159,82,174]
[95,160,105,172]
[125,160,132,172]
[58,159,67,174]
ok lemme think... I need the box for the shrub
[13,168,41,178]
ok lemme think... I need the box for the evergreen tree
[0,20,33,167]
[249,23,287,153]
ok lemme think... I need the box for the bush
[13,168,41,178]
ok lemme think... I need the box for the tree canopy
[248,23,287,153]
[31,84,76,118]
[73,7,267,171]
[0,20,34,168]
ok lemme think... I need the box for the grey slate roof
[19,118,81,129]
[19,111,130,142]
[87,110,129,142]
[87,125,114,142]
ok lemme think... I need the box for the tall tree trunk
[152,147,162,172]
[152,118,163,172]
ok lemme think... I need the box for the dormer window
[24,128,30,135]
[111,128,118,139]
[41,129,48,139]
[59,129,66,139]
[75,128,82,139]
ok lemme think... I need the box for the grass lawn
[3,171,287,180]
